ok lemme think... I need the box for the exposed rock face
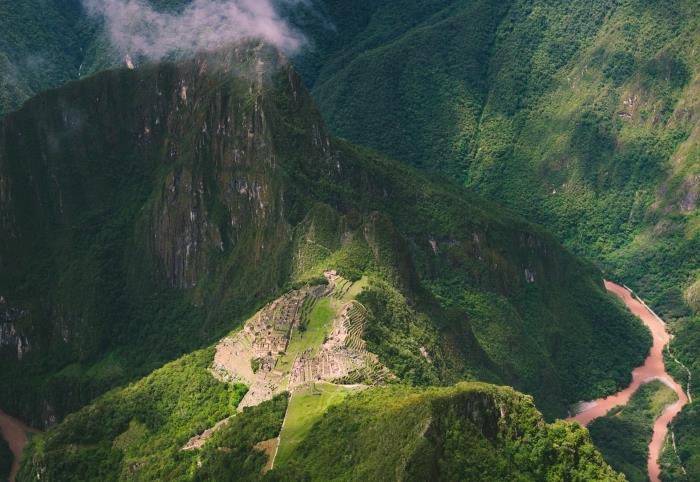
[0,298,29,360]
[144,51,311,288]
[151,168,224,288]
[3,49,324,297]
[0,322,29,360]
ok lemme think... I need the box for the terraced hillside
[209,272,391,413]
[183,272,392,461]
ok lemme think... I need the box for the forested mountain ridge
[294,0,700,315]
[0,44,648,438]
[18,372,625,481]
[287,2,700,478]
[6,0,696,321]
[5,0,699,306]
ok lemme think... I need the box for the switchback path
[567,280,689,482]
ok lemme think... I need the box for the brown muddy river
[0,409,37,482]
[568,280,689,482]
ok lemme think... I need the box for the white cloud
[83,0,306,59]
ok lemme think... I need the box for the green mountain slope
[17,355,624,482]
[4,4,700,324]
[8,1,698,323]
[296,0,698,312]
[16,277,623,480]
[294,0,700,323]
[3,1,699,478]
[0,0,88,114]
[288,3,700,477]
[275,382,624,481]
[0,44,648,434]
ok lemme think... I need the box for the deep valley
[1,1,700,481]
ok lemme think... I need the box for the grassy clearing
[275,382,358,466]
[276,297,337,372]
[303,298,336,350]
[271,382,623,480]
[342,276,369,302]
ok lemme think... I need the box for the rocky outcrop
[0,298,29,360]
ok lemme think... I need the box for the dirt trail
[567,280,689,482]
[0,409,38,482]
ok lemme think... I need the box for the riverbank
[0,410,37,482]
[567,280,689,482]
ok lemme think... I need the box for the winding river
[0,409,37,482]
[568,280,689,482]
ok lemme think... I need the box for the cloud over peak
[84,0,306,60]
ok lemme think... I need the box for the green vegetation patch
[19,379,623,481]
[304,298,336,348]
[272,382,624,481]
[275,382,359,466]
[589,380,678,482]
[661,398,700,481]
[194,394,289,482]
[18,348,247,481]
[341,276,369,302]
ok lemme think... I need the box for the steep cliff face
[0,45,648,426]
[0,297,29,360]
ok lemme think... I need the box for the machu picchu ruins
[212,271,392,402]
[288,301,394,388]
[185,271,393,451]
